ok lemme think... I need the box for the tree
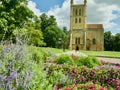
[104,31,113,51]
[104,31,120,51]
[44,25,65,48]
[114,33,120,51]
[26,28,45,46]
[40,14,66,48]
[63,26,68,34]
[40,13,57,32]
[0,0,35,40]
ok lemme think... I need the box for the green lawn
[27,46,69,55]
[0,45,68,55]
[42,47,66,54]
[80,50,120,58]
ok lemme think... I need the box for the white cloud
[86,0,120,32]
[27,0,120,33]
[47,0,70,29]
[27,0,42,16]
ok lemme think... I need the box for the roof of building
[86,24,103,29]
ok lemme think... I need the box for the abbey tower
[69,0,104,51]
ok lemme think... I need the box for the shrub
[28,46,49,63]
[75,56,100,68]
[46,64,119,89]
[55,55,75,65]
[59,83,109,90]
[0,42,33,90]
[0,41,52,90]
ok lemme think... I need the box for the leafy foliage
[55,55,75,65]
[40,13,66,48]
[0,42,33,89]
[60,83,109,90]
[104,31,120,51]
[46,64,120,89]
[0,41,52,90]
[44,25,65,48]
[55,54,100,68]
[0,0,34,40]
[40,13,57,32]
[75,56,100,68]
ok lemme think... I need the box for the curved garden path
[46,50,120,64]
[97,57,120,64]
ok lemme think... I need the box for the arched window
[93,38,96,45]
[79,18,81,23]
[75,9,77,16]
[79,9,81,16]
[75,18,77,23]
[75,37,80,44]
[78,37,80,44]
[75,37,77,44]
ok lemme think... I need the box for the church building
[69,0,104,51]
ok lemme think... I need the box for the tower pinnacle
[71,0,73,5]
[84,0,87,5]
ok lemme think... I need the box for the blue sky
[31,0,64,12]
[28,0,120,34]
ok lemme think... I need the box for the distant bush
[28,46,49,63]
[75,56,100,68]
[55,55,75,65]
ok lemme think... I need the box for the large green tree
[104,31,120,51]
[0,0,34,40]
[40,13,57,32]
[104,31,113,51]
[40,13,66,48]
[44,25,65,48]
[114,33,120,51]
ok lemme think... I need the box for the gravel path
[97,57,120,64]
[56,50,87,57]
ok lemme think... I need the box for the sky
[27,0,120,34]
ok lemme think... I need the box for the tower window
[75,37,77,44]
[75,9,77,15]
[75,37,80,44]
[75,18,77,23]
[79,9,81,16]
[93,38,96,45]
[78,37,80,44]
[79,18,81,23]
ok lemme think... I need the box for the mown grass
[80,50,120,58]
[27,46,69,56]
[0,45,68,55]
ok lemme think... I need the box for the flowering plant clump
[59,83,108,90]
[55,55,75,65]
[0,41,34,89]
[0,40,52,90]
[55,54,100,68]
[46,64,119,89]
[100,60,120,68]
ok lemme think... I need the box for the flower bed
[59,83,108,90]
[45,64,120,90]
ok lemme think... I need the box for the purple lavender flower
[0,75,5,81]
[6,71,17,84]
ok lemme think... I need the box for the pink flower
[90,84,95,88]
[99,87,105,90]
[66,86,68,90]
[54,84,60,90]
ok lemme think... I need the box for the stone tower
[70,0,87,50]
[69,0,104,51]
